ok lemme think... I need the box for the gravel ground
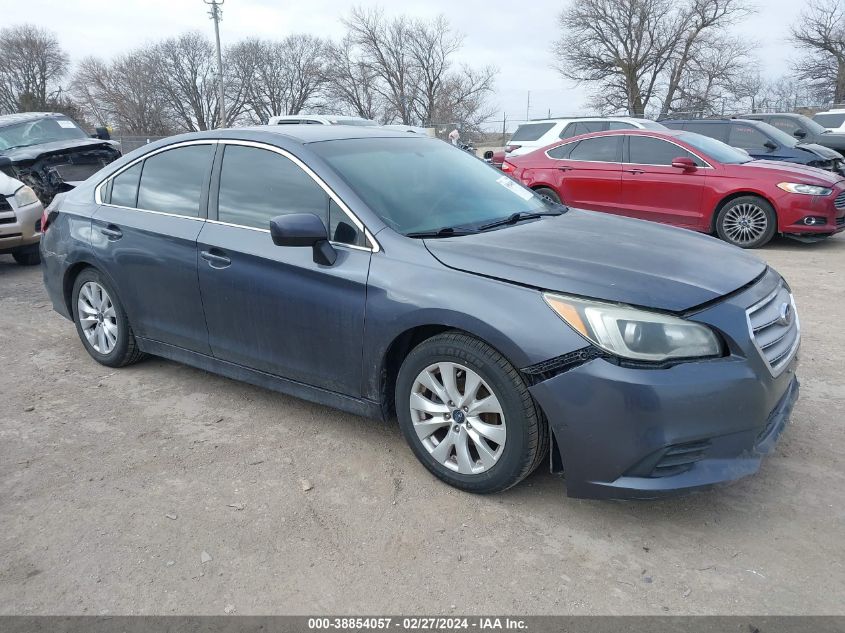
[1,235,844,616]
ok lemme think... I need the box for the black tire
[12,246,40,266]
[395,331,549,493]
[534,187,561,204]
[71,268,145,368]
[715,196,777,248]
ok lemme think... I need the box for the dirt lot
[1,235,844,616]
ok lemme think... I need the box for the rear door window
[510,123,556,141]
[137,145,214,217]
[568,136,621,162]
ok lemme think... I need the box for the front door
[620,135,707,229]
[91,142,215,354]
[197,142,371,397]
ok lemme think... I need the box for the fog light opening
[802,216,827,226]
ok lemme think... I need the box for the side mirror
[671,156,696,171]
[764,140,778,151]
[794,129,807,139]
[93,127,111,140]
[269,213,336,266]
[483,150,494,160]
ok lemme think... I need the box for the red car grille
[835,190,845,210]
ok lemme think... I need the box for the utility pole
[204,0,226,128]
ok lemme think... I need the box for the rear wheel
[72,268,145,368]
[715,196,776,248]
[395,332,548,493]
[534,187,561,204]
[12,246,40,266]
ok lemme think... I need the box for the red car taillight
[40,207,50,232]
[501,161,515,173]
[505,144,521,153]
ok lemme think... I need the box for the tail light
[501,161,516,173]
[41,192,65,233]
[40,207,50,232]
[505,144,521,153]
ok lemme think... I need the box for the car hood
[739,159,845,184]
[794,142,842,160]
[423,209,766,312]
[0,137,120,163]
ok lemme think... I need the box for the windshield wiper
[405,226,477,239]
[478,210,563,232]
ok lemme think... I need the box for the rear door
[620,135,708,228]
[196,141,371,396]
[91,142,215,354]
[547,135,623,213]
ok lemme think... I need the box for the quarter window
[567,136,621,162]
[137,145,213,217]
[628,136,703,166]
[218,145,329,230]
[547,142,577,159]
[110,162,142,207]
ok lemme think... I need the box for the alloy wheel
[722,202,769,245]
[409,362,506,475]
[77,281,118,355]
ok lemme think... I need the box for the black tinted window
[629,136,702,166]
[137,145,213,217]
[608,121,635,130]
[510,123,555,141]
[729,124,769,149]
[218,145,328,230]
[559,123,578,139]
[110,162,142,207]
[568,136,620,162]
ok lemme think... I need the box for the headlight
[13,185,39,207]
[543,293,722,362]
[777,182,832,196]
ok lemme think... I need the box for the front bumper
[0,198,43,254]
[528,268,800,500]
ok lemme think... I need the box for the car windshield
[677,131,753,164]
[797,115,829,135]
[759,123,802,147]
[312,137,552,235]
[0,117,88,151]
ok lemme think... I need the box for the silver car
[0,172,44,265]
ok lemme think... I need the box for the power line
[204,0,226,128]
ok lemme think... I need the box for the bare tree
[659,0,751,116]
[553,0,751,116]
[792,0,845,104]
[233,35,328,123]
[0,24,69,113]
[71,52,174,135]
[552,0,683,116]
[324,36,383,119]
[670,36,752,116]
[407,15,462,126]
[343,7,420,124]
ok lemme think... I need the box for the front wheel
[715,196,777,248]
[395,332,548,493]
[12,246,40,266]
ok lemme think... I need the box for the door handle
[625,168,645,174]
[557,166,573,171]
[100,225,122,240]
[200,249,231,268]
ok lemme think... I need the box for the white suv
[505,117,667,157]
[812,109,845,132]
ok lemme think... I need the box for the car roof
[0,112,68,128]
[163,124,426,146]
[522,116,654,124]
[737,112,800,118]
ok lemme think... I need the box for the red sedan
[503,129,845,248]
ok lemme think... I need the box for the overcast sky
[4,0,803,125]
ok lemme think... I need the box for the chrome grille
[746,283,800,377]
[835,191,845,210]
